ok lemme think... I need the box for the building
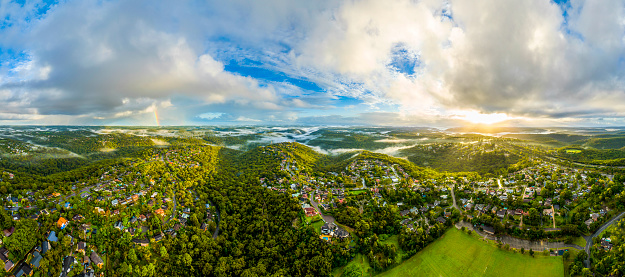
[132,238,150,247]
[57,217,69,229]
[48,231,58,242]
[29,252,42,268]
[90,252,104,268]
[13,263,32,277]
[482,226,495,235]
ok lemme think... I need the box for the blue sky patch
[224,61,324,92]
[388,45,420,76]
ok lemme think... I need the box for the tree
[529,249,534,257]
[563,251,570,260]
[160,246,169,260]
[341,263,362,277]
[182,253,193,267]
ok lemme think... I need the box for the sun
[454,110,510,125]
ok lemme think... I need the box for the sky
[0,0,624,127]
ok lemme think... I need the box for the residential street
[584,211,625,267]
[309,192,335,224]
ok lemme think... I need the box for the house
[482,226,495,235]
[94,207,105,215]
[153,233,163,242]
[543,209,553,217]
[3,227,14,237]
[321,222,336,235]
[155,209,166,216]
[48,231,58,242]
[40,241,50,255]
[114,221,124,231]
[90,252,104,268]
[61,256,74,277]
[334,228,350,239]
[30,252,42,268]
[600,239,613,250]
[591,213,600,222]
[0,252,7,264]
[3,259,14,272]
[496,210,506,218]
[73,214,84,221]
[131,238,150,247]
[436,217,446,224]
[304,207,317,217]
[585,218,594,227]
[12,263,32,277]
[82,255,90,266]
[77,241,86,254]
[57,217,69,229]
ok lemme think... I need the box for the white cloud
[0,0,624,126]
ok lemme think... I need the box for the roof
[3,259,13,271]
[132,238,150,245]
[30,251,42,268]
[90,252,103,265]
[14,263,32,277]
[3,227,14,237]
[41,241,50,254]
[482,226,495,234]
[57,217,69,228]
[48,231,58,242]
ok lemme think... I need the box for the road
[309,192,335,224]
[455,221,583,252]
[163,190,177,226]
[211,200,220,239]
[450,186,462,214]
[583,211,625,267]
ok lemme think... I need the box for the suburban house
[30,252,42,268]
[12,263,32,277]
[482,226,495,235]
[90,252,104,268]
[155,209,166,216]
[131,238,150,247]
[57,217,69,229]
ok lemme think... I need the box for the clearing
[377,228,563,277]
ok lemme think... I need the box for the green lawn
[571,236,586,248]
[348,190,367,195]
[378,228,564,277]
[311,219,325,234]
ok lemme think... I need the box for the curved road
[455,221,583,251]
[450,186,462,215]
[584,211,625,267]
[309,192,335,224]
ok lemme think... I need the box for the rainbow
[154,108,160,126]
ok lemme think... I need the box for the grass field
[378,228,564,277]
[348,190,368,195]
[311,219,325,233]
[572,236,586,248]
[332,253,373,277]
[565,149,582,154]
